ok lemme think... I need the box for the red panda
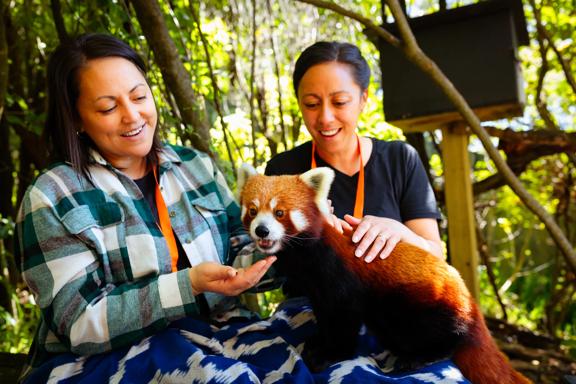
[238,164,531,384]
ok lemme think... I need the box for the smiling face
[76,56,157,178]
[297,61,367,157]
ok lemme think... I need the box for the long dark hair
[292,41,371,97]
[45,33,160,179]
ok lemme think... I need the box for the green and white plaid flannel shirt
[16,144,252,367]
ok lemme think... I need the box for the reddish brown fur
[241,173,531,384]
[452,303,531,384]
[240,174,325,234]
[323,221,530,384]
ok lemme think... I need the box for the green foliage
[0,295,39,354]
[256,288,286,319]
[0,217,39,353]
[473,150,576,353]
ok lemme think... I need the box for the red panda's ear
[237,163,258,199]
[299,167,335,216]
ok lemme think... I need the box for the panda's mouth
[257,239,278,254]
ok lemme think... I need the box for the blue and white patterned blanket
[25,298,470,383]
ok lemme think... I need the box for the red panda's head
[237,164,335,254]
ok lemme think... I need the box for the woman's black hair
[45,33,160,179]
[292,41,371,98]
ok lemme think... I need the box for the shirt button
[169,211,176,218]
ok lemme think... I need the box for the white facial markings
[249,211,287,254]
[240,205,247,221]
[270,197,278,210]
[290,210,309,232]
[250,212,285,241]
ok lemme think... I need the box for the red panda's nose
[255,225,270,239]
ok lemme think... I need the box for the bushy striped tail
[453,303,532,384]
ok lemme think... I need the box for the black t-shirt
[265,138,440,221]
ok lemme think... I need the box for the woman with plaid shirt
[16,34,276,382]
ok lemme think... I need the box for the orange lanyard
[311,135,365,218]
[153,167,179,272]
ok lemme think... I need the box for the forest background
[0,0,574,381]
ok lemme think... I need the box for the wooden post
[441,123,480,298]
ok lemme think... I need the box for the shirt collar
[87,143,182,171]
[89,148,108,166]
[157,144,181,170]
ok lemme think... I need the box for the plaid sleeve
[205,157,252,262]
[17,178,199,356]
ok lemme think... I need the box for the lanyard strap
[311,135,365,218]
[153,167,179,272]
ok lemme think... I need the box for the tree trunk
[50,0,68,42]
[0,0,7,122]
[0,1,11,218]
[0,117,13,218]
[130,0,211,154]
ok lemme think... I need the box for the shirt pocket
[61,202,124,233]
[60,202,126,281]
[189,194,229,264]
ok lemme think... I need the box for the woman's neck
[316,136,371,176]
[114,157,148,179]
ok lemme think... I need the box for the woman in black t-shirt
[266,41,443,262]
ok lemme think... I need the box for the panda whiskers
[283,233,320,247]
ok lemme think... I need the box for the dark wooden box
[374,0,529,130]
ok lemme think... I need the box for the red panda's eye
[275,210,284,218]
[249,208,257,217]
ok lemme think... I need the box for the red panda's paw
[302,347,333,373]
[302,334,354,373]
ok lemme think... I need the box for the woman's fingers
[190,257,276,296]
[344,214,361,227]
[326,214,344,233]
[362,233,387,262]
[346,216,405,263]
[355,225,384,260]
[379,235,400,260]
[237,256,276,288]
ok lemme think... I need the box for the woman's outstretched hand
[189,256,276,296]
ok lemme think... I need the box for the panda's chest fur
[275,237,368,306]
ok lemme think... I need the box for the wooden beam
[390,102,523,133]
[441,124,480,298]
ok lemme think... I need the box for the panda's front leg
[303,303,363,372]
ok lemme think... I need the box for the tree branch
[476,222,508,321]
[0,0,7,122]
[296,0,401,49]
[49,0,68,43]
[266,0,288,151]
[190,3,242,173]
[527,0,576,168]
[528,0,576,97]
[130,0,211,153]
[249,0,258,166]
